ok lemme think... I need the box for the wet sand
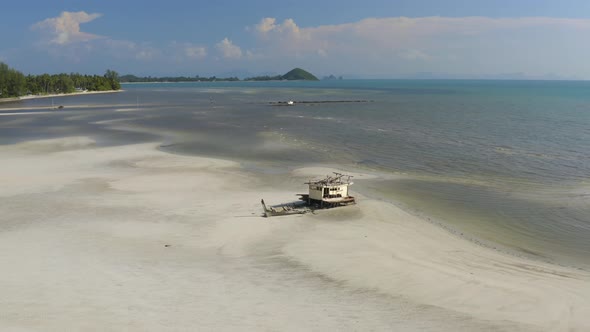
[0,137,588,331]
[0,90,122,104]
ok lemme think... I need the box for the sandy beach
[0,90,122,104]
[1,136,589,331]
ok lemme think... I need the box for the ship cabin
[304,173,355,208]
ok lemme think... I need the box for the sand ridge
[0,137,587,331]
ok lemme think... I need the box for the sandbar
[0,90,122,104]
[0,137,588,331]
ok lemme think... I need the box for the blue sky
[2,0,590,78]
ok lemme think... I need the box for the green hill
[281,68,319,81]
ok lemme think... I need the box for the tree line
[244,75,284,81]
[120,74,239,83]
[0,62,121,99]
[120,68,321,82]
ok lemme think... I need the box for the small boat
[260,199,310,217]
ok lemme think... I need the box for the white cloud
[135,49,155,60]
[30,12,166,64]
[22,14,590,78]
[254,17,305,40]
[101,39,161,61]
[279,19,302,36]
[31,11,103,45]
[216,38,242,59]
[165,41,207,62]
[184,45,207,59]
[245,16,590,77]
[252,16,590,54]
[256,17,277,34]
[398,49,431,61]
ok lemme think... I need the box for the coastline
[0,90,122,104]
[0,136,588,331]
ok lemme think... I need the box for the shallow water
[2,79,589,269]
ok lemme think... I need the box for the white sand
[0,137,588,331]
[0,90,122,104]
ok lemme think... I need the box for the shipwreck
[261,172,356,217]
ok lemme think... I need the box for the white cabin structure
[261,172,355,217]
[304,173,355,207]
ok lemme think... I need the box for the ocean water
[2,79,590,269]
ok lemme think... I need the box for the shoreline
[350,175,589,271]
[0,90,122,104]
[0,136,588,330]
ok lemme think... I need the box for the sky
[2,0,590,79]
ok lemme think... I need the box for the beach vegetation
[0,62,122,98]
[243,74,284,81]
[0,62,27,97]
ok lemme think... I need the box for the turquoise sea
[2,79,590,269]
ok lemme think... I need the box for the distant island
[0,64,321,100]
[119,68,320,83]
[323,74,343,80]
[245,68,319,81]
[119,74,240,83]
